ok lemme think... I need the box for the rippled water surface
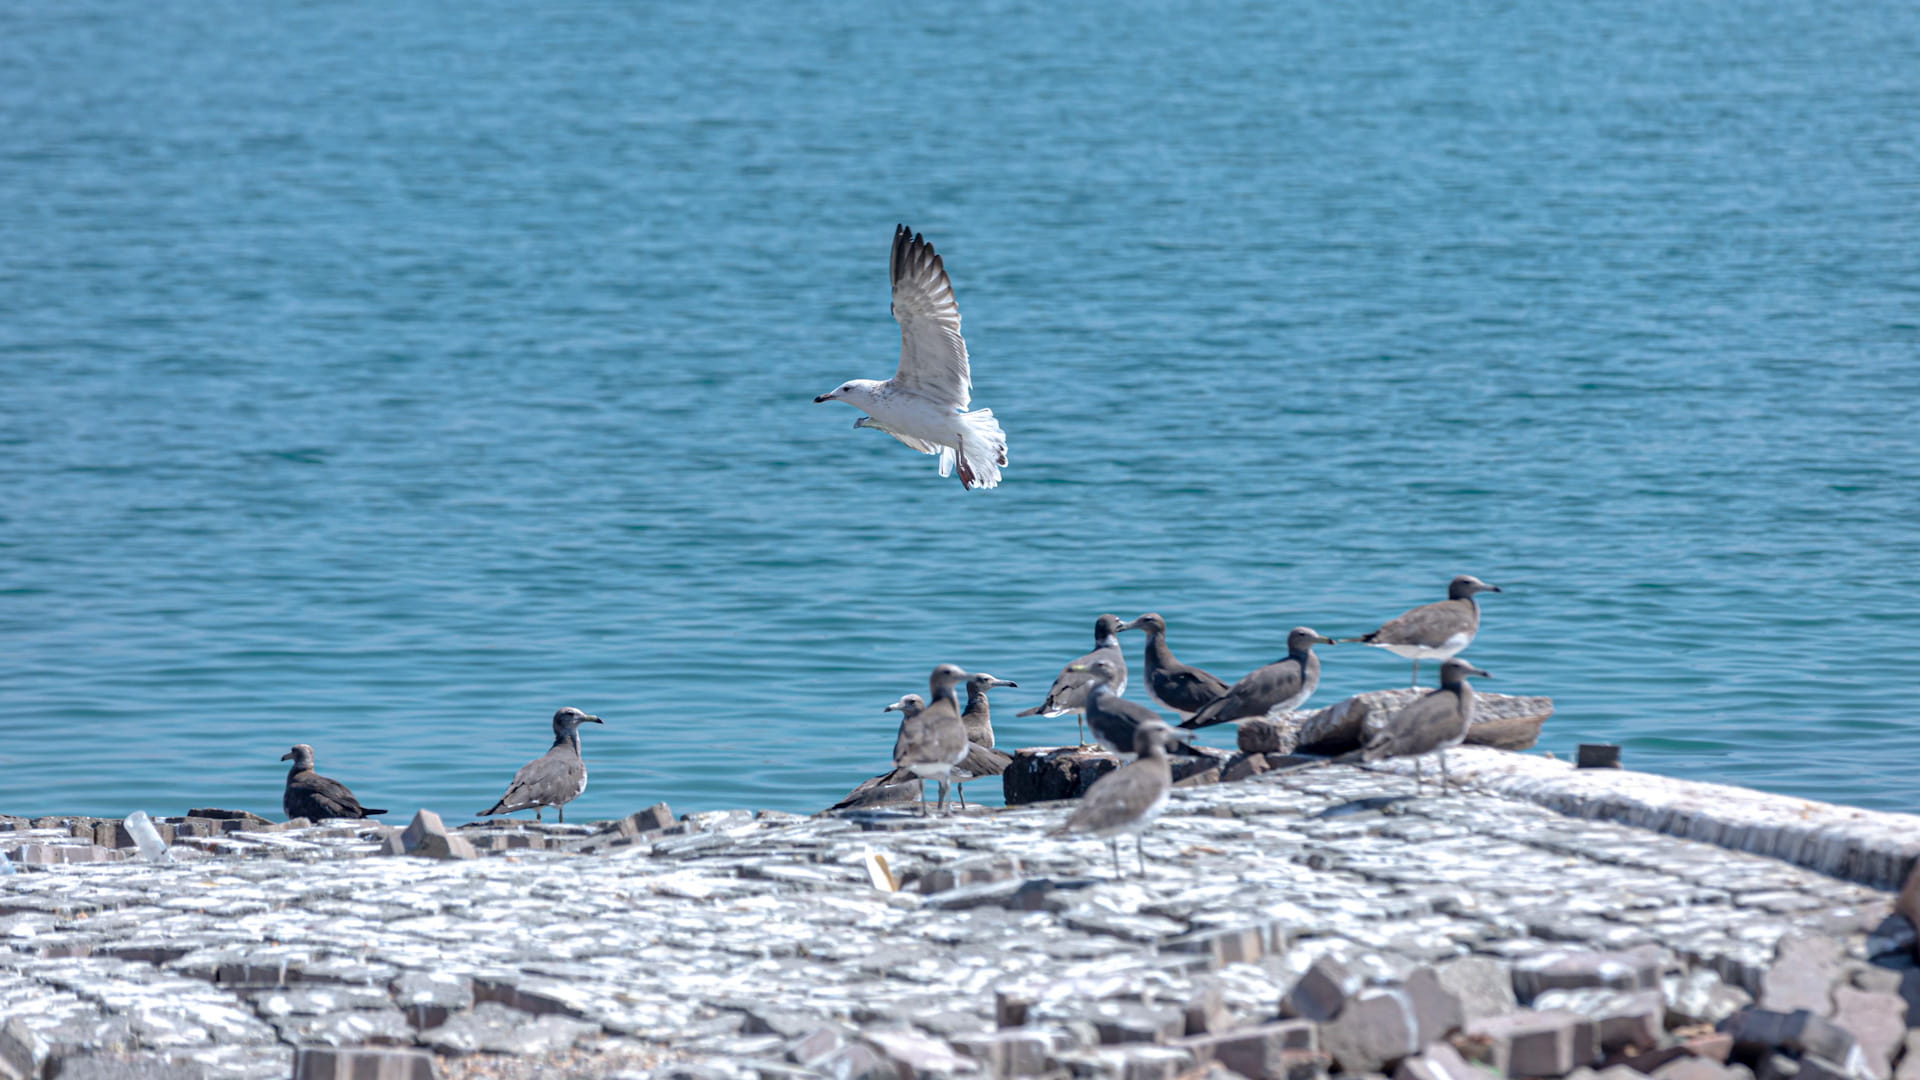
[4,0,1918,819]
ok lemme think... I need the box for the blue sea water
[3,0,1917,822]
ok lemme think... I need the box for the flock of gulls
[268,227,1510,878]
[275,573,1505,877]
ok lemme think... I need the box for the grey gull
[892,664,973,815]
[478,707,603,824]
[1360,657,1489,793]
[1018,613,1128,746]
[1342,575,1501,685]
[813,225,1008,490]
[1052,721,1178,878]
[1180,627,1334,730]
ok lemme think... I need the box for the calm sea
[4,0,1917,821]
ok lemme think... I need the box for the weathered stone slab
[1289,689,1551,756]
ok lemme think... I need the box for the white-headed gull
[814,225,1008,490]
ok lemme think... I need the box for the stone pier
[3,750,1919,1080]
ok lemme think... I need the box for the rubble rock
[1668,969,1757,1028]
[1761,935,1848,1016]
[1237,719,1295,756]
[1829,987,1906,1080]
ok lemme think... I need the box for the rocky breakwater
[4,757,1920,1080]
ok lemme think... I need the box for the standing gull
[1120,613,1231,721]
[1342,575,1502,686]
[955,673,1017,803]
[1018,614,1128,746]
[1180,627,1335,730]
[1052,721,1178,878]
[1073,657,1170,757]
[478,707,604,824]
[279,744,385,821]
[892,664,974,815]
[813,225,1009,490]
[1360,657,1489,794]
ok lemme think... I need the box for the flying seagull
[1180,627,1335,730]
[478,707,604,824]
[1360,657,1489,793]
[814,225,1009,490]
[1343,575,1502,685]
[1120,613,1230,721]
[280,744,385,821]
[1018,614,1128,747]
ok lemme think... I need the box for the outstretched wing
[890,224,971,409]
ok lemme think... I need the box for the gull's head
[281,743,316,768]
[884,693,925,716]
[814,379,880,406]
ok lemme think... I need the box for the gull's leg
[535,808,543,823]
[1135,834,1147,876]
[936,778,950,815]
[558,806,565,824]
[956,780,968,809]
[1412,756,1423,795]
[1410,658,1420,686]
[1109,838,1122,878]
[1440,750,1451,795]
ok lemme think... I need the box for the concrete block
[1761,935,1848,1016]
[1393,1042,1487,1080]
[1285,955,1364,1021]
[1654,1059,1758,1080]
[1435,955,1518,1022]
[398,809,475,860]
[291,1046,438,1079]
[1183,982,1231,1036]
[1404,967,1465,1044]
[1323,987,1422,1074]
[1466,1009,1599,1077]
[1516,946,1666,1003]
[953,1029,1053,1076]
[1088,1001,1185,1045]
[1175,1022,1317,1079]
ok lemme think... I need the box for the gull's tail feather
[954,409,1007,491]
[936,446,956,478]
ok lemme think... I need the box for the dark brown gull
[1120,612,1230,721]
[280,744,385,821]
